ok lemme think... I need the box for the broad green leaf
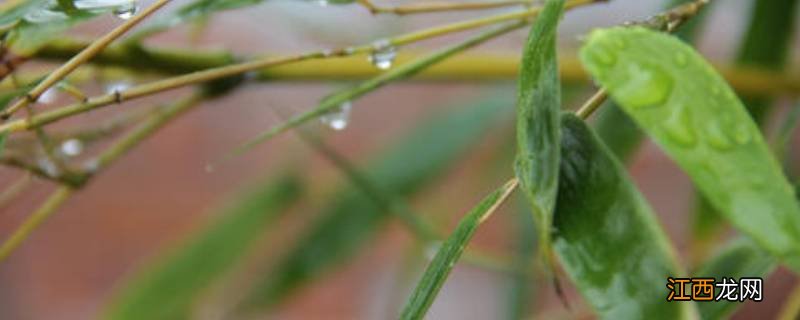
[399,179,517,320]
[513,0,563,257]
[694,238,775,320]
[237,93,512,311]
[580,27,800,269]
[595,0,711,161]
[105,174,302,320]
[554,114,694,319]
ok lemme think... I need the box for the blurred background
[0,0,799,319]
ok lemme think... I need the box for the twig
[0,173,31,210]
[1,0,173,119]
[358,0,532,15]
[0,0,601,134]
[575,89,607,119]
[0,186,74,263]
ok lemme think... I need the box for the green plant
[0,0,798,319]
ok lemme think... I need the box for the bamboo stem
[0,186,74,263]
[359,0,533,15]
[1,0,173,118]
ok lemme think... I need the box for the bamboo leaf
[237,93,512,311]
[580,27,800,270]
[104,174,303,320]
[399,179,518,320]
[513,0,563,257]
[554,114,695,319]
[694,238,775,320]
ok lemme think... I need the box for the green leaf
[237,93,512,311]
[105,174,303,320]
[554,114,694,319]
[513,0,563,257]
[399,179,517,320]
[580,27,800,270]
[1,0,102,56]
[694,238,775,320]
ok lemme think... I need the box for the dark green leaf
[105,174,303,320]
[694,238,775,320]
[513,0,563,255]
[237,93,512,311]
[580,27,800,270]
[399,179,517,320]
[554,114,695,319]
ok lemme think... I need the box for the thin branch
[575,89,607,119]
[1,0,173,118]
[0,186,74,263]
[0,0,601,134]
[0,173,31,210]
[359,0,532,15]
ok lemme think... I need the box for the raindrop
[105,81,131,95]
[733,124,751,145]
[83,159,100,173]
[204,163,215,173]
[39,87,59,104]
[37,158,60,178]
[60,139,84,157]
[615,62,673,109]
[662,108,696,147]
[705,121,733,151]
[320,101,351,130]
[588,45,616,67]
[674,52,688,67]
[316,0,329,7]
[369,39,396,70]
[113,1,139,20]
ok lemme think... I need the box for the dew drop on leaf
[113,2,139,20]
[662,108,696,147]
[39,87,59,104]
[320,101,352,130]
[60,139,84,157]
[704,121,734,151]
[369,39,397,70]
[615,62,673,109]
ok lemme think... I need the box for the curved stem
[0,186,74,263]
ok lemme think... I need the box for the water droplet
[105,81,131,95]
[705,121,733,150]
[60,139,84,157]
[83,159,100,173]
[37,158,60,178]
[113,1,139,20]
[662,108,696,147]
[320,101,352,130]
[674,52,688,67]
[204,163,215,173]
[39,87,59,104]
[616,62,673,109]
[369,39,396,70]
[316,0,329,6]
[24,4,68,23]
[733,124,751,145]
[587,46,616,66]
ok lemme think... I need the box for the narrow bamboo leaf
[694,238,775,320]
[238,94,512,311]
[105,174,302,320]
[399,179,517,320]
[229,22,523,157]
[513,0,563,257]
[580,27,800,269]
[554,114,695,319]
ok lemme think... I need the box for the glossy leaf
[105,174,302,320]
[513,0,563,256]
[694,238,775,320]
[580,27,800,269]
[554,114,694,319]
[399,179,517,320]
[238,93,511,311]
